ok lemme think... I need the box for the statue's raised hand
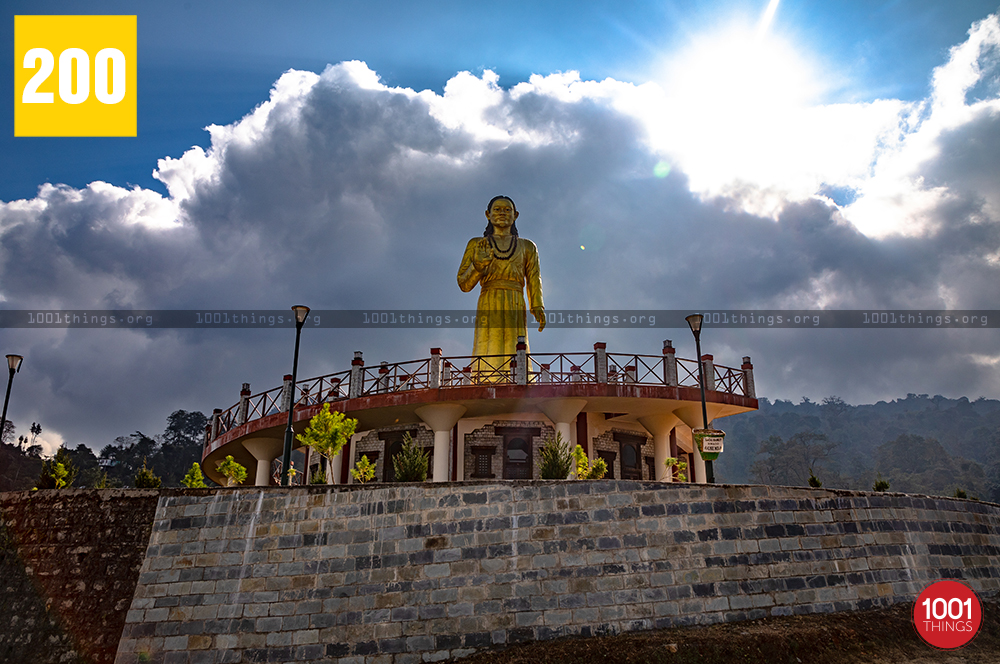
[473,238,493,273]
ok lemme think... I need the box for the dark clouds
[3,40,1000,452]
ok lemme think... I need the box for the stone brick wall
[463,421,554,480]
[115,482,1000,664]
[590,427,654,480]
[1,489,161,664]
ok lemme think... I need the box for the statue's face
[486,199,518,230]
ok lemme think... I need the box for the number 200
[22,47,127,105]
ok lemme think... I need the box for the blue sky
[3,0,1000,453]
[2,0,996,199]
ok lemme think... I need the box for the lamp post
[685,315,715,484]
[280,306,311,486]
[1,354,24,443]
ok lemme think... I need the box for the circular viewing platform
[202,341,758,487]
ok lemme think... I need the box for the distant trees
[98,410,208,487]
[750,432,840,487]
[873,434,985,497]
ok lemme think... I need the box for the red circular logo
[912,580,982,649]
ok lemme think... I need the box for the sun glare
[656,23,825,201]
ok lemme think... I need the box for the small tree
[134,457,162,488]
[310,468,327,484]
[351,455,376,483]
[872,472,890,492]
[663,457,688,482]
[296,403,357,485]
[393,433,429,482]
[37,447,78,489]
[808,468,823,488]
[181,462,207,488]
[539,432,573,479]
[216,455,247,487]
[953,487,968,499]
[573,445,608,480]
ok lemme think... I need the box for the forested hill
[715,393,1000,501]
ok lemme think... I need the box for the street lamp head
[6,355,23,373]
[291,305,311,325]
[685,314,704,335]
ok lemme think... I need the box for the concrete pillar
[237,383,251,426]
[242,438,283,487]
[742,356,756,398]
[539,364,551,383]
[625,365,636,384]
[637,412,681,481]
[673,426,705,484]
[515,337,528,385]
[537,399,588,463]
[211,409,222,439]
[594,342,607,384]
[662,341,678,386]
[442,361,452,387]
[701,354,715,391]
[415,404,467,482]
[378,362,390,393]
[280,374,294,412]
[429,348,442,388]
[349,352,364,398]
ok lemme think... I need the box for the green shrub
[393,433,429,482]
[310,468,327,484]
[953,487,967,499]
[134,458,162,488]
[539,432,573,479]
[808,468,822,488]
[181,462,207,488]
[36,447,78,489]
[352,455,376,483]
[663,457,688,482]
[573,445,607,480]
[872,473,890,492]
[216,455,247,486]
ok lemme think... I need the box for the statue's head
[483,195,519,236]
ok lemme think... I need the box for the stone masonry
[1,489,161,664]
[114,482,1000,664]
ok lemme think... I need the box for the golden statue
[458,196,545,366]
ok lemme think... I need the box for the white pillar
[242,438,283,487]
[638,413,681,481]
[415,404,467,482]
[673,408,713,484]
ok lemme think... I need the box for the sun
[647,7,835,216]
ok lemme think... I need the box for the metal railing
[207,346,755,445]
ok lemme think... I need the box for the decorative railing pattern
[207,343,755,444]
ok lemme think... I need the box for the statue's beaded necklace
[488,234,518,260]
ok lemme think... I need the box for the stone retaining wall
[1,489,161,664]
[113,482,1000,664]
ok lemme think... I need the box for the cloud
[3,15,1000,451]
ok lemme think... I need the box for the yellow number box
[15,15,137,137]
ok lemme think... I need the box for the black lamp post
[281,306,311,486]
[1,354,23,443]
[685,315,715,484]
